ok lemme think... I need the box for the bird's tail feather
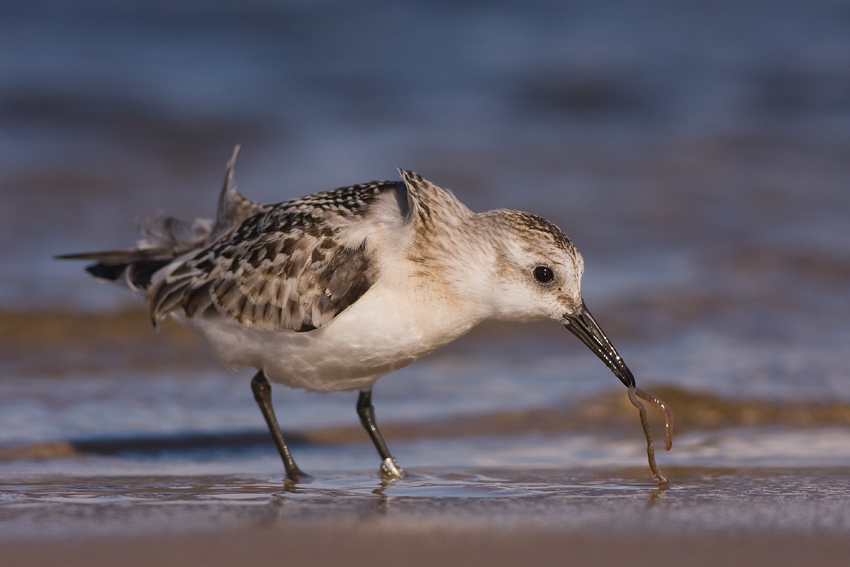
[56,145,266,292]
[55,248,177,290]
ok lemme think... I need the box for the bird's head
[486,210,635,388]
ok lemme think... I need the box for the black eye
[533,266,554,283]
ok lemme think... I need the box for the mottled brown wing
[147,182,395,332]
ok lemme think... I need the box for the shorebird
[59,147,638,481]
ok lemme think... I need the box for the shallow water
[1,0,850,549]
[2,467,850,542]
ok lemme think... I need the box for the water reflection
[3,467,850,541]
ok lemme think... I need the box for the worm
[635,386,674,452]
[627,385,673,484]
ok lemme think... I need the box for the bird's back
[147,179,403,333]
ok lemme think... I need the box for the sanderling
[59,147,639,481]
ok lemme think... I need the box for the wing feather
[147,181,398,332]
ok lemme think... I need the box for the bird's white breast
[186,259,487,392]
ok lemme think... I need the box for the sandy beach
[5,525,850,567]
[2,466,850,567]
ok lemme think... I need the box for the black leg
[357,389,405,478]
[250,370,304,481]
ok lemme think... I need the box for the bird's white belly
[186,279,483,392]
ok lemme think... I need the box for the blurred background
[1,0,850,472]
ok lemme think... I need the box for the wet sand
[4,526,849,567]
[1,467,849,567]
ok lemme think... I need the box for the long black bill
[562,300,635,388]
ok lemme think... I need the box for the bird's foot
[283,469,313,485]
[380,457,405,479]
